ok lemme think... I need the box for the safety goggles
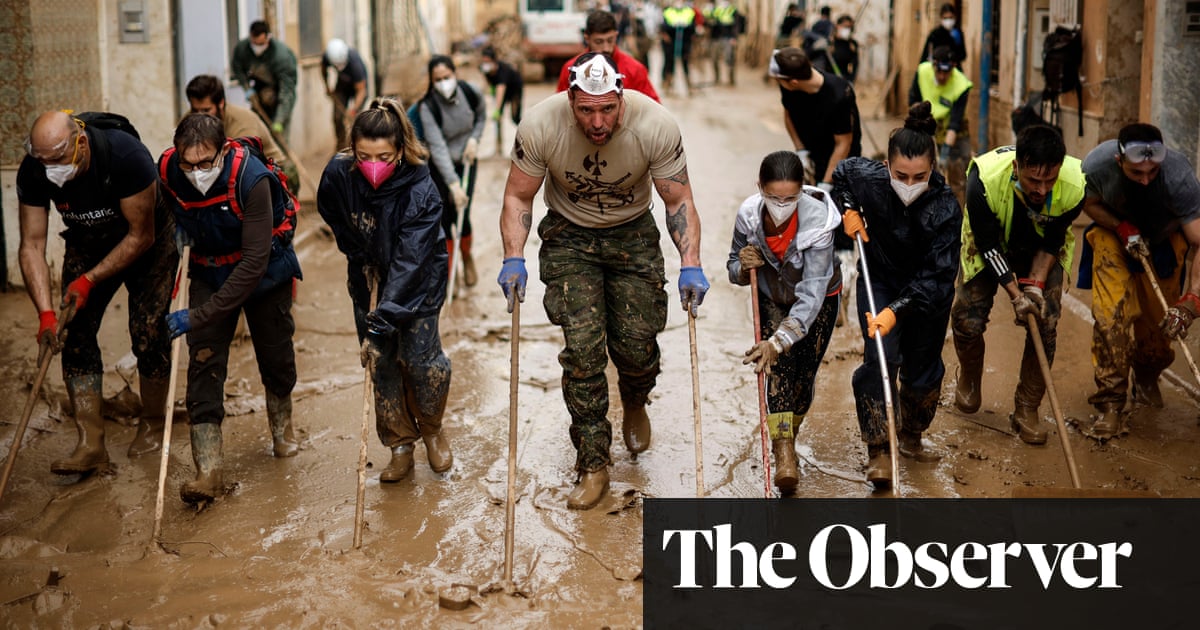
[24,117,85,162]
[1119,141,1166,164]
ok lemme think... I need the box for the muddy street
[3,76,1200,627]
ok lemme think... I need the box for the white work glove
[463,138,479,164]
[449,182,470,211]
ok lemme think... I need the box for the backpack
[1041,26,1083,136]
[406,82,482,144]
[76,112,140,200]
[228,135,298,245]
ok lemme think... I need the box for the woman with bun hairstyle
[317,97,454,483]
[831,101,963,490]
[728,150,844,494]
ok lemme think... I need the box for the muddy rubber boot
[421,428,453,473]
[1091,405,1123,441]
[622,401,651,455]
[180,423,224,504]
[51,374,110,475]
[265,391,300,458]
[897,430,942,462]
[127,375,169,457]
[865,446,892,490]
[953,336,984,413]
[1010,405,1048,445]
[773,438,799,492]
[1133,372,1164,408]
[460,236,477,287]
[380,444,415,482]
[567,467,610,510]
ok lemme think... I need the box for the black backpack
[1041,26,1083,136]
[76,112,140,200]
[406,82,482,144]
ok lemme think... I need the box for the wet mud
[3,77,1200,627]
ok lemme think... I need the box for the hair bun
[904,101,937,136]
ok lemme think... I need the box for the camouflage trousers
[538,211,668,472]
[758,292,839,419]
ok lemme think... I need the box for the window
[298,0,322,57]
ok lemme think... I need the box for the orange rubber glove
[843,209,869,242]
[865,307,896,339]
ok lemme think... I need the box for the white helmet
[326,38,349,68]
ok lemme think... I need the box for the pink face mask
[358,160,396,189]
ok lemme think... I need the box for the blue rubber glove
[678,267,710,317]
[497,257,528,313]
[166,310,190,340]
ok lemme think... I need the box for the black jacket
[317,155,447,333]
[832,157,962,317]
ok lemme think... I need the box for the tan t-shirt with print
[512,90,687,229]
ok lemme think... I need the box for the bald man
[17,110,178,477]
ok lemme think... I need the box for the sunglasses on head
[1119,141,1166,164]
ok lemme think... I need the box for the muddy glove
[678,267,710,317]
[1161,293,1200,340]
[737,245,766,282]
[449,181,470,211]
[1010,293,1040,327]
[743,337,783,374]
[360,335,383,369]
[1019,278,1048,322]
[865,307,896,339]
[174,225,195,257]
[1116,221,1150,259]
[62,274,95,311]
[463,138,479,164]
[842,209,869,242]
[497,257,527,313]
[165,310,191,340]
[37,310,62,356]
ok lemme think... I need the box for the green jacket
[230,37,298,128]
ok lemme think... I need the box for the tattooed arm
[499,163,545,258]
[653,166,703,267]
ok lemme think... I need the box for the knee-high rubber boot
[953,333,985,413]
[181,423,224,504]
[51,374,109,475]
[460,235,477,287]
[127,375,169,457]
[767,412,798,491]
[265,391,300,457]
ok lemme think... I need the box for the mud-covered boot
[460,235,477,287]
[1091,405,1123,441]
[865,446,892,490]
[421,427,453,473]
[953,335,985,413]
[773,439,799,492]
[1133,372,1164,408]
[1010,405,1048,445]
[127,375,169,457]
[567,466,610,510]
[265,391,300,457]
[180,423,224,504]
[51,374,109,475]
[897,430,942,462]
[380,444,414,482]
[622,401,651,455]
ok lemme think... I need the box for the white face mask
[45,163,78,187]
[251,42,269,56]
[942,18,956,30]
[185,155,224,195]
[838,27,853,40]
[764,198,798,225]
[480,62,496,74]
[890,178,929,206]
[435,77,458,99]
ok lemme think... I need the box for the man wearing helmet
[497,53,710,510]
[322,38,368,150]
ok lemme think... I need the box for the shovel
[687,303,704,497]
[1135,250,1200,390]
[152,246,190,545]
[855,234,901,496]
[748,269,773,498]
[353,270,380,549]
[504,300,520,589]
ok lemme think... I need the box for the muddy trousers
[851,276,952,446]
[661,34,693,83]
[950,264,1064,409]
[1087,228,1186,409]
[759,292,839,417]
[363,314,451,447]
[60,229,177,381]
[539,211,668,473]
[185,280,297,426]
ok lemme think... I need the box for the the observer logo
[663,523,1133,590]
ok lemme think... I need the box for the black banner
[644,499,1200,629]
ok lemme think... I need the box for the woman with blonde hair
[317,97,453,483]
